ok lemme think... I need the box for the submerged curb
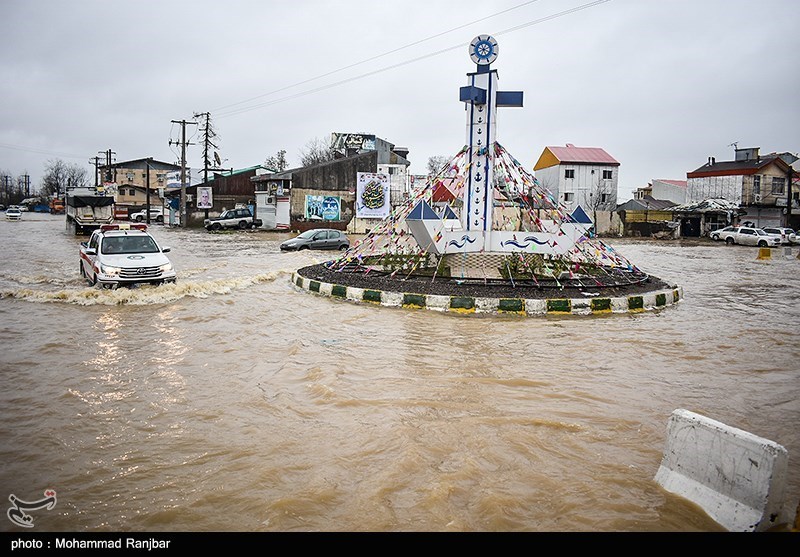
[291,270,683,317]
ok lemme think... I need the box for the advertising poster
[196,187,213,209]
[305,195,340,221]
[356,172,389,219]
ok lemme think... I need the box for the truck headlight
[159,263,173,273]
[100,264,121,276]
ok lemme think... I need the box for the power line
[0,142,87,159]
[216,0,612,119]
[211,0,546,114]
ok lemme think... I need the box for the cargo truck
[65,186,114,235]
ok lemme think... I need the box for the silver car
[280,229,350,251]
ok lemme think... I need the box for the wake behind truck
[66,186,114,235]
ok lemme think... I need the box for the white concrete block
[475,297,498,313]
[346,287,364,302]
[524,299,546,315]
[381,291,403,307]
[570,298,592,315]
[642,292,657,309]
[654,409,791,531]
[610,296,628,313]
[425,295,450,312]
[318,282,333,296]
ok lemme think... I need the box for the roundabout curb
[291,271,683,317]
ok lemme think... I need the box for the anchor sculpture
[407,35,589,256]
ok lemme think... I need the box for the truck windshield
[102,235,159,254]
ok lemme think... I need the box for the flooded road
[1,214,798,532]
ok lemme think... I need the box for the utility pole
[20,174,30,198]
[170,119,197,227]
[2,175,11,205]
[146,158,152,224]
[786,165,794,228]
[194,111,220,221]
[99,149,116,187]
[89,156,102,189]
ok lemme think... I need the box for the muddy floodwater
[1,214,798,532]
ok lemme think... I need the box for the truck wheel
[136,215,144,222]
[211,223,221,231]
[238,221,247,229]
[725,237,734,245]
[156,215,163,223]
[89,273,97,287]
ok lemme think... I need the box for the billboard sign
[305,195,341,221]
[197,187,213,209]
[331,133,376,156]
[356,172,390,219]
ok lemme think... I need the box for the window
[129,189,136,196]
[753,175,761,194]
[388,167,396,175]
[564,169,575,179]
[563,192,574,202]
[601,193,609,203]
[602,170,613,180]
[771,177,785,195]
[740,229,755,235]
[126,172,135,182]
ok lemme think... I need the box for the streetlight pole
[145,158,152,225]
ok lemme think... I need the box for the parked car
[204,208,262,231]
[715,226,782,247]
[5,206,22,221]
[761,227,795,245]
[129,208,165,223]
[710,226,735,241]
[280,229,350,251]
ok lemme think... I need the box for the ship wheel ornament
[469,35,498,66]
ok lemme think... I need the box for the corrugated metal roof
[616,195,676,212]
[546,144,619,165]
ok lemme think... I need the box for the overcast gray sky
[1,0,798,201]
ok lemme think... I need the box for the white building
[533,143,620,213]
[634,179,687,205]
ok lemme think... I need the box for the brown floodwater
[1,214,798,532]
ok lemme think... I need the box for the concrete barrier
[654,409,792,531]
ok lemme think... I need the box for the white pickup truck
[79,223,177,288]
[203,208,262,231]
[710,226,782,247]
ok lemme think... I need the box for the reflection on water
[0,216,797,532]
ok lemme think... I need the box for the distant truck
[65,186,114,235]
[50,197,65,214]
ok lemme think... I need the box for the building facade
[533,143,620,214]
[686,147,798,228]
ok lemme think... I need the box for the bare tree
[41,159,89,197]
[298,137,336,167]
[427,155,451,176]
[264,149,288,172]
